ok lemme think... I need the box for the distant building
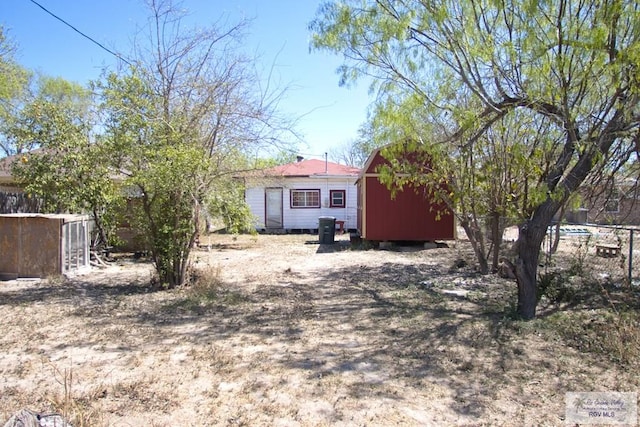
[241,158,360,232]
[0,153,44,213]
[580,179,640,225]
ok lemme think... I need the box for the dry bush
[541,309,640,366]
[612,311,640,364]
[186,264,247,305]
[45,364,104,427]
[188,264,224,301]
[524,247,640,367]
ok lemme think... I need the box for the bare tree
[100,0,296,287]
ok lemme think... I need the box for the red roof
[264,159,360,177]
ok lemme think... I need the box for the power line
[28,0,132,66]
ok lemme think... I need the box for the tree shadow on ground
[9,256,621,422]
[0,277,151,307]
[122,261,612,419]
[302,239,353,253]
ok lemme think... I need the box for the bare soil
[0,233,637,426]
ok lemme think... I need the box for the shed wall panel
[357,179,363,234]
[20,217,61,277]
[0,219,20,276]
[362,176,454,241]
[0,216,61,278]
[365,154,388,173]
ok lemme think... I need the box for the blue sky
[0,0,372,159]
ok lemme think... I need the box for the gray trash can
[318,216,336,244]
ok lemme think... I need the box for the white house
[243,158,360,232]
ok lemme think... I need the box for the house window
[626,185,640,200]
[291,189,320,208]
[605,189,620,213]
[330,190,346,208]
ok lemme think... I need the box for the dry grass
[0,233,638,426]
[44,363,105,427]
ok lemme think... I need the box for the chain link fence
[541,224,640,286]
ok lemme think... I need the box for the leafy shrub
[537,271,577,304]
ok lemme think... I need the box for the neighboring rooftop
[1,152,362,182]
[0,213,89,222]
[261,158,360,177]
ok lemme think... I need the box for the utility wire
[28,0,132,66]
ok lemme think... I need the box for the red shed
[357,146,456,242]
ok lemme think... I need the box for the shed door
[62,220,89,273]
[265,188,283,228]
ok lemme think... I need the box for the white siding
[245,186,266,228]
[244,176,358,231]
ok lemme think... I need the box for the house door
[265,188,283,228]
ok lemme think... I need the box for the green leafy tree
[207,176,256,234]
[132,143,209,286]
[99,68,206,286]
[9,76,122,246]
[250,150,300,169]
[0,26,31,157]
[311,0,640,319]
[370,94,563,274]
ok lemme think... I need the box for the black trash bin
[318,216,336,244]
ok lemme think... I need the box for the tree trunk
[513,201,559,319]
[550,203,566,254]
[489,211,502,272]
[514,226,542,319]
[459,218,489,274]
[92,208,109,248]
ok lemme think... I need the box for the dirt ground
[0,233,637,426]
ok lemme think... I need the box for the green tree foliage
[207,177,255,234]
[99,68,209,287]
[369,95,563,274]
[133,143,209,287]
[8,75,122,246]
[0,26,31,157]
[311,0,640,318]
[249,150,300,169]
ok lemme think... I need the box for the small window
[625,185,640,200]
[291,189,320,208]
[605,189,620,213]
[330,190,346,208]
